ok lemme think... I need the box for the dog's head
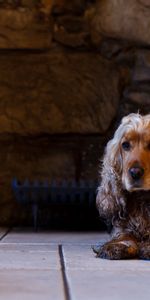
[105,113,150,192]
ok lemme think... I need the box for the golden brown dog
[94,113,150,259]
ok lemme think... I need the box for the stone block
[0,270,64,300]
[0,50,119,135]
[0,7,52,49]
[92,0,150,46]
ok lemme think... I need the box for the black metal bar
[11,178,98,230]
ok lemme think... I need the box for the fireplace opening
[12,177,103,231]
[9,134,106,231]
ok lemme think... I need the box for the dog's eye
[122,141,131,151]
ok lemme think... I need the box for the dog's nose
[129,166,144,181]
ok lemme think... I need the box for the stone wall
[0,0,150,225]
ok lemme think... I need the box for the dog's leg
[92,234,138,260]
[139,242,150,260]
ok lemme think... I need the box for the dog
[93,113,150,259]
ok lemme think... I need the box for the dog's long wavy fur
[95,113,150,259]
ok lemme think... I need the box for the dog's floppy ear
[102,135,122,174]
[96,119,128,225]
[101,112,142,175]
[96,139,124,224]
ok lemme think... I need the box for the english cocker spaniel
[93,113,150,260]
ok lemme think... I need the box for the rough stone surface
[1,1,150,49]
[122,49,150,114]
[92,0,150,46]
[1,0,150,225]
[0,7,52,49]
[0,50,119,135]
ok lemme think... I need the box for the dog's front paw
[92,239,138,260]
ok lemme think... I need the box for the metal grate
[12,178,99,230]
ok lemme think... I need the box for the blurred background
[0,0,150,228]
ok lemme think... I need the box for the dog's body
[94,113,150,259]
